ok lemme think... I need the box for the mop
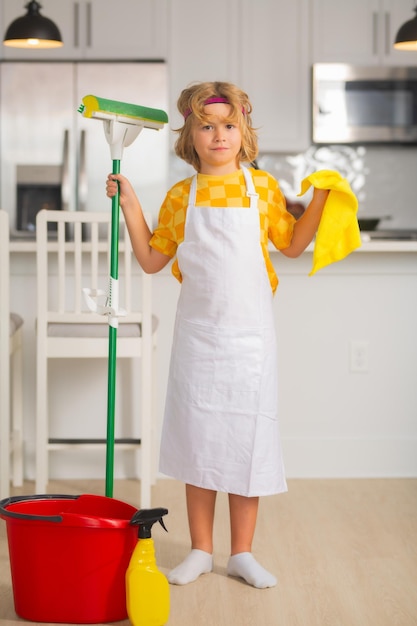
[78,95,168,497]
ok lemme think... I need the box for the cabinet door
[167,0,240,143]
[240,0,310,152]
[312,0,417,66]
[83,0,167,60]
[312,0,380,64]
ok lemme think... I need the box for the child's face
[192,103,242,174]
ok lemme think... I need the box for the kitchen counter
[273,237,417,254]
[10,237,417,254]
[8,232,417,482]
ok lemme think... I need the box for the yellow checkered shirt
[150,168,295,293]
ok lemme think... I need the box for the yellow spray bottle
[126,507,170,626]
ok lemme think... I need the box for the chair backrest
[36,209,151,330]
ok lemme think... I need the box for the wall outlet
[349,340,370,373]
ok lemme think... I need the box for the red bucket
[0,494,138,623]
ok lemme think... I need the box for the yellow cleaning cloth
[298,169,361,276]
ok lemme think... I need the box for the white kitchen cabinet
[168,0,310,153]
[240,0,310,153]
[167,0,240,136]
[1,0,167,60]
[312,0,417,66]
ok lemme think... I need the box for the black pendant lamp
[3,1,63,49]
[394,5,417,51]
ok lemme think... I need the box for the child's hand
[106,173,136,208]
[106,174,119,198]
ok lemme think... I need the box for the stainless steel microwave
[312,64,417,144]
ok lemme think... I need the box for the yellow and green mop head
[78,94,168,160]
[78,94,168,130]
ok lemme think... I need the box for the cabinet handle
[372,12,378,55]
[74,2,79,48]
[86,2,92,48]
[385,12,390,56]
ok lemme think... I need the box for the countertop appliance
[361,229,417,241]
[0,61,168,237]
[312,64,417,144]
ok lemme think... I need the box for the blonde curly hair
[174,81,258,171]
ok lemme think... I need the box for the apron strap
[189,175,198,207]
[241,165,259,210]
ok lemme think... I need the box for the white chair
[36,209,157,507]
[0,210,24,499]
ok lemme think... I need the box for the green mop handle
[78,95,168,500]
[105,159,121,498]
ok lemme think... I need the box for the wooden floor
[1,478,416,626]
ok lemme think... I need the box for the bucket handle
[0,494,80,523]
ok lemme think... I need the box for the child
[106,81,329,589]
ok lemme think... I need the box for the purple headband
[183,97,244,120]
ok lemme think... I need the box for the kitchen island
[9,238,417,482]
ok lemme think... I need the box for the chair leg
[11,330,23,487]
[36,345,48,494]
[140,336,153,510]
[0,351,10,499]
[151,346,159,485]
[140,427,151,509]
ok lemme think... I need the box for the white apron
[159,167,287,497]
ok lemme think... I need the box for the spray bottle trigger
[129,507,169,539]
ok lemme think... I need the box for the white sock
[227,552,277,589]
[168,549,213,585]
